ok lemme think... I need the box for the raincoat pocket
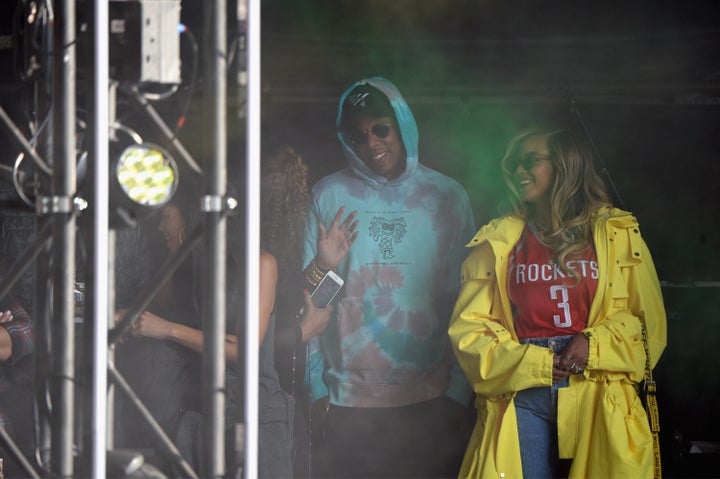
[589,381,653,477]
[557,383,579,459]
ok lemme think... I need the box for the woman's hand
[131,311,176,340]
[113,308,131,343]
[558,333,590,375]
[552,356,572,384]
[315,206,358,270]
[0,310,15,361]
[299,289,333,343]
[311,396,331,440]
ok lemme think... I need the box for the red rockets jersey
[508,224,598,339]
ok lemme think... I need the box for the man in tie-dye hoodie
[302,77,477,478]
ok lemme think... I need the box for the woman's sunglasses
[347,123,391,146]
[507,153,551,172]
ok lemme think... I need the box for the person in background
[128,143,357,478]
[0,290,35,479]
[449,127,667,478]
[260,142,357,478]
[115,180,242,475]
[304,77,477,478]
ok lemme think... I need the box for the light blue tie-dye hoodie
[303,77,476,407]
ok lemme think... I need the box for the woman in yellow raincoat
[449,127,666,478]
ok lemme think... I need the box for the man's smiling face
[347,115,406,180]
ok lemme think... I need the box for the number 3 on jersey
[550,285,572,328]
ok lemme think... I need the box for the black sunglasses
[347,123,391,146]
[508,153,551,172]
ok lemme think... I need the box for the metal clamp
[200,195,238,213]
[36,195,88,215]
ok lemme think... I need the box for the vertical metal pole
[89,0,110,476]
[203,0,227,476]
[51,0,77,476]
[244,0,260,477]
[33,225,52,471]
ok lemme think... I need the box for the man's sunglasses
[347,123,391,146]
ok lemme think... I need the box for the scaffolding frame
[0,0,259,477]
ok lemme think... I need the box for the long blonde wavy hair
[260,144,310,281]
[501,127,612,278]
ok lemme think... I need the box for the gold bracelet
[306,274,321,288]
[309,264,323,282]
[306,259,326,287]
[310,259,327,279]
[313,259,329,275]
[307,275,321,288]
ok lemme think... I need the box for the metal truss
[0,0,257,477]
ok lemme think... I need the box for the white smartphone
[311,270,344,308]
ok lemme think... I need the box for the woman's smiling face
[513,134,555,207]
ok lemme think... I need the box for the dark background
[256,6,720,474]
[266,2,720,474]
[2,0,720,475]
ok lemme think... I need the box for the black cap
[340,84,395,130]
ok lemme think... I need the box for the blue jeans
[515,335,573,479]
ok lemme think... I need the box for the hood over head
[336,77,419,186]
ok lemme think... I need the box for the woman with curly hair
[449,127,666,478]
[124,143,356,477]
[259,143,357,478]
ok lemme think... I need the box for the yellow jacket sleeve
[581,213,667,381]
[449,242,554,398]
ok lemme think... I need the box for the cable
[167,23,199,144]
[567,95,626,208]
[13,153,35,207]
[115,23,200,155]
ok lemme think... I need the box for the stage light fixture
[110,142,178,228]
[115,144,177,207]
[109,0,182,84]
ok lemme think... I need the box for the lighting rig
[0,0,242,477]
